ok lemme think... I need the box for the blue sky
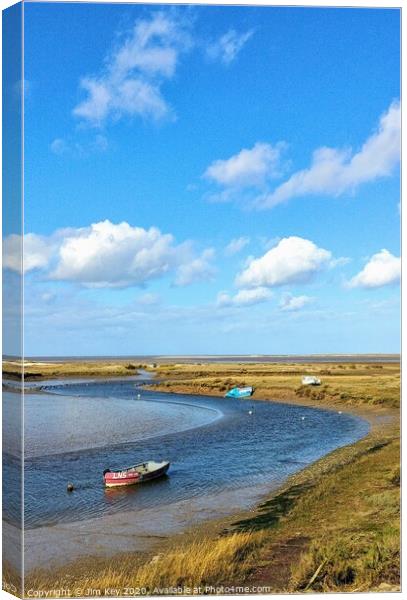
[4,2,400,356]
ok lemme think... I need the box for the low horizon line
[4,352,401,359]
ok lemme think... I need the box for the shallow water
[7,377,370,531]
[24,392,221,458]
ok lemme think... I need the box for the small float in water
[225,386,254,398]
[103,460,170,488]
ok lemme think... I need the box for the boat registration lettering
[112,471,139,479]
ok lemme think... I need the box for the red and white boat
[103,460,170,488]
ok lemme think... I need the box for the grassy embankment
[148,360,400,409]
[144,362,400,592]
[8,361,401,595]
[2,359,153,381]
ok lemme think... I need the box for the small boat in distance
[103,460,170,488]
[225,386,254,398]
[301,376,321,386]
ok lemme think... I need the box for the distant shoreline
[4,353,401,364]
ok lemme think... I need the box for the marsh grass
[25,532,265,597]
[290,534,400,592]
[2,360,152,381]
[2,561,22,597]
[150,361,400,409]
[11,360,400,595]
[4,360,400,410]
[284,437,400,592]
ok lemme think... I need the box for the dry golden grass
[26,531,264,597]
[2,360,154,381]
[2,560,22,597]
[3,359,400,410]
[151,361,400,409]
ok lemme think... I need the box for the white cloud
[50,221,182,287]
[3,234,22,273]
[3,233,55,273]
[329,256,351,268]
[24,234,56,272]
[50,138,68,155]
[225,236,250,256]
[50,135,109,156]
[257,101,400,208]
[279,293,314,311]
[260,236,281,251]
[174,248,216,286]
[4,220,214,289]
[205,142,285,188]
[236,236,332,288]
[217,287,272,307]
[206,29,253,65]
[216,291,232,307]
[73,12,192,126]
[347,249,400,289]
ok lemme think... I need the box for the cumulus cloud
[3,233,56,274]
[257,101,400,208]
[3,234,22,273]
[206,29,253,65]
[225,236,250,256]
[205,142,285,189]
[217,287,272,307]
[3,220,214,289]
[49,221,182,287]
[279,293,314,311]
[73,12,192,126]
[201,102,400,209]
[174,248,216,286]
[236,236,332,289]
[347,249,400,289]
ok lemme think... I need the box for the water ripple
[4,380,370,529]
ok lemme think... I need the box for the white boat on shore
[302,376,321,386]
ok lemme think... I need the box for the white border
[0,2,403,600]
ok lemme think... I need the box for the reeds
[26,531,264,597]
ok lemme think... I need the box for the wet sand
[20,483,275,571]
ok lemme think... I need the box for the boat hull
[225,386,254,398]
[104,461,170,488]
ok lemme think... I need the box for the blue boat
[225,386,254,398]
